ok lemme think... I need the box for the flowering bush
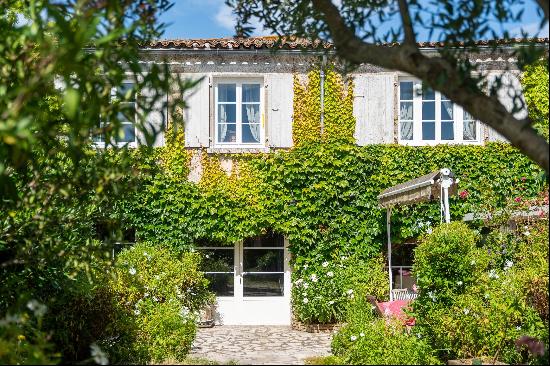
[105,242,214,363]
[412,218,549,364]
[292,255,388,324]
[331,296,441,365]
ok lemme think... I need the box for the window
[215,79,263,147]
[93,81,137,147]
[398,79,480,145]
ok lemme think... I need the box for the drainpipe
[320,54,327,137]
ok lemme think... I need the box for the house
[101,36,548,326]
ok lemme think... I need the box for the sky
[158,0,549,40]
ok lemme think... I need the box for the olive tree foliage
[227,0,550,173]
[0,0,191,311]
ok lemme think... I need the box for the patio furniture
[391,288,419,300]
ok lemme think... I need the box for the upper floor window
[93,81,137,147]
[215,79,264,147]
[398,79,480,145]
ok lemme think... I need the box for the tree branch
[398,0,416,45]
[535,0,549,20]
[311,0,549,173]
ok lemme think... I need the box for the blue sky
[158,0,549,40]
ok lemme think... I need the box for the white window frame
[93,80,138,149]
[214,78,265,148]
[398,77,481,146]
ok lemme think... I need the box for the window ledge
[207,147,271,154]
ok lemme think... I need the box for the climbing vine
[521,60,549,140]
[292,68,355,145]
[114,65,547,323]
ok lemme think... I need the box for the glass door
[241,232,285,297]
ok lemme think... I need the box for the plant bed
[291,315,342,333]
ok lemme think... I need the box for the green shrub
[412,220,549,364]
[332,297,441,365]
[105,242,214,363]
[292,255,388,324]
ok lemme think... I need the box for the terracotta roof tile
[143,36,549,50]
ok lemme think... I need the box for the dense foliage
[331,297,441,365]
[412,215,549,364]
[522,61,549,139]
[104,242,213,363]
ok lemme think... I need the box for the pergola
[377,168,459,300]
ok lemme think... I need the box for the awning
[378,170,458,208]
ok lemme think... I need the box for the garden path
[189,325,333,365]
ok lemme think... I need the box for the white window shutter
[485,71,526,142]
[138,87,166,147]
[184,74,211,147]
[354,73,396,145]
[265,73,293,148]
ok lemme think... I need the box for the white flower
[180,307,189,318]
[341,256,347,260]
[303,283,309,289]
[488,269,499,279]
[129,267,136,275]
[484,293,490,299]
[143,251,148,256]
[347,289,354,295]
[428,291,436,302]
[328,300,335,305]
[416,333,422,339]
[516,326,521,331]
[134,309,141,315]
[90,343,108,365]
[153,296,159,302]
[504,260,513,270]
[524,231,530,236]
[470,260,476,265]
[295,279,304,286]
[322,261,329,268]
[463,308,470,315]
[303,264,308,269]
[327,271,334,277]
[360,332,365,337]
[26,300,47,318]
[457,281,463,286]
[303,298,309,304]
[310,274,318,282]
[350,294,354,299]
[144,292,149,297]
[350,335,357,341]
[154,275,160,280]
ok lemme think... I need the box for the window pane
[218,104,236,123]
[422,101,435,120]
[218,123,236,143]
[243,249,284,272]
[400,82,413,100]
[441,101,453,120]
[204,273,234,297]
[218,84,236,102]
[422,121,435,140]
[463,110,474,121]
[118,82,136,101]
[242,84,260,103]
[244,232,284,248]
[400,121,413,140]
[117,123,135,143]
[243,273,284,297]
[199,249,234,272]
[400,102,413,120]
[463,120,477,140]
[441,121,454,140]
[242,124,261,143]
[422,87,435,100]
[242,104,260,124]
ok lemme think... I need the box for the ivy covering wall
[115,67,545,322]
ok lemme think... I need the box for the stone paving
[189,326,333,365]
